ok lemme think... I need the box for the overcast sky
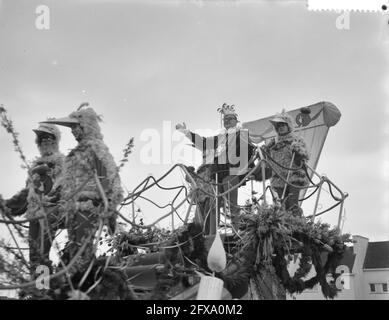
[0,0,388,241]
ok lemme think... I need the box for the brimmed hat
[33,123,61,141]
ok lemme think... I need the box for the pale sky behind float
[0,0,388,242]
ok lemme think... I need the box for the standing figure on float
[261,110,309,215]
[176,103,256,230]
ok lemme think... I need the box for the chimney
[352,235,369,300]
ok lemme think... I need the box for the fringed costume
[5,123,65,273]
[262,111,309,214]
[43,107,123,271]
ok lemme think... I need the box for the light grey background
[0,0,388,241]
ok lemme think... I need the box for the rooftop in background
[363,241,389,269]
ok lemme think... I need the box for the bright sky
[0,0,388,241]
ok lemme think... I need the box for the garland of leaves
[221,203,351,299]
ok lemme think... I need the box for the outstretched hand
[175,122,187,131]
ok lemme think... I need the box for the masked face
[36,133,58,156]
[223,116,238,130]
[71,124,84,141]
[275,122,290,136]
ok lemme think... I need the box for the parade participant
[42,105,123,270]
[176,104,256,229]
[5,123,65,273]
[262,110,309,214]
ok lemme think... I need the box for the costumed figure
[5,123,65,273]
[262,110,309,214]
[176,104,256,231]
[42,105,123,271]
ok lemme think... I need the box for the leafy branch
[118,137,134,170]
[0,105,30,171]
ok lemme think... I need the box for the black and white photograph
[0,0,388,303]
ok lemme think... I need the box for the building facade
[288,235,389,300]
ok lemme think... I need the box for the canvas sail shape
[242,101,341,197]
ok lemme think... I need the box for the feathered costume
[263,110,309,213]
[5,123,65,271]
[42,107,123,269]
[54,108,123,217]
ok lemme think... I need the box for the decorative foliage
[0,105,30,170]
[118,137,135,170]
[221,203,351,299]
[0,106,350,301]
[108,224,173,256]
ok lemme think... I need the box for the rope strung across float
[0,143,348,292]
[118,195,190,229]
[118,148,346,230]
[122,164,194,205]
[121,173,190,206]
[306,200,343,219]
[0,154,345,240]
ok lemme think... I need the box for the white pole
[251,178,254,203]
[215,172,219,234]
[171,205,175,231]
[337,200,344,230]
[257,148,267,205]
[131,200,135,223]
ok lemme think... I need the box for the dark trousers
[220,175,240,229]
[29,215,61,274]
[65,210,98,270]
[198,175,240,235]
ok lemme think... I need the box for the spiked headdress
[217,103,238,119]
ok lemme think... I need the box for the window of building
[369,283,388,293]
